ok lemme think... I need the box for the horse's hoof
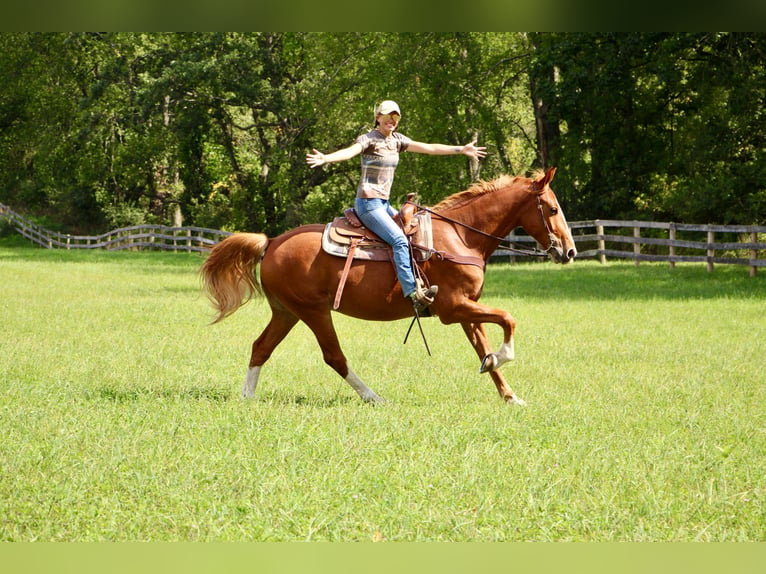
[480,354,498,373]
[365,394,388,405]
[506,396,526,407]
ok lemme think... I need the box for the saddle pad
[322,211,433,262]
[322,223,390,261]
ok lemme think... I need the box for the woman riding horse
[306,100,487,314]
[201,167,577,405]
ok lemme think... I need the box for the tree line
[1,32,764,236]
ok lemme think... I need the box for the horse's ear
[532,166,557,193]
[541,166,557,187]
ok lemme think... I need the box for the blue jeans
[355,197,416,297]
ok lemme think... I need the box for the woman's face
[376,112,400,135]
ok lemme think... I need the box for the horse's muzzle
[547,241,577,264]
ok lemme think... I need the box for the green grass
[0,244,764,541]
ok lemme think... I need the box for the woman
[306,100,487,314]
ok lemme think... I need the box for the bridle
[408,193,561,259]
[534,192,563,257]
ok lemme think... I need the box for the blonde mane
[432,174,529,211]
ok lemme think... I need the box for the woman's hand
[306,149,326,168]
[460,140,487,160]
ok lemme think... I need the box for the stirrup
[410,282,438,314]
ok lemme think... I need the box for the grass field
[0,243,764,541]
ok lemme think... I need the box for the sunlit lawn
[1,245,763,541]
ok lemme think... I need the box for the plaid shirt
[354,129,412,199]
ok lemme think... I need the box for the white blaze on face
[553,199,577,258]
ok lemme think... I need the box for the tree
[526,32,766,224]
[660,33,766,224]
[1,33,764,233]
[0,33,106,230]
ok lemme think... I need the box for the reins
[407,200,555,258]
[402,193,559,356]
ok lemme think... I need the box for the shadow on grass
[87,386,359,408]
[256,391,360,408]
[481,261,766,301]
[88,386,231,403]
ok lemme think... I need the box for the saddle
[321,196,433,263]
[322,195,434,309]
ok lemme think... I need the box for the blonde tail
[200,233,269,323]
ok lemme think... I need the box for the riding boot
[409,280,438,315]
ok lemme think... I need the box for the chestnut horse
[201,167,576,405]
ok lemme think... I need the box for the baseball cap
[375,100,401,116]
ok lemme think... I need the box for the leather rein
[407,195,557,263]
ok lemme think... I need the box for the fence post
[751,230,758,278]
[633,225,641,267]
[596,222,606,264]
[668,224,676,269]
[707,227,715,273]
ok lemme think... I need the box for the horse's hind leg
[461,322,525,406]
[243,305,299,398]
[300,309,385,404]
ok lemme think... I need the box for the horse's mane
[432,173,535,212]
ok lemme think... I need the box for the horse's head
[527,167,577,264]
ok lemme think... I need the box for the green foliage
[0,33,764,233]
[531,32,766,224]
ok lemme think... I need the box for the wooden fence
[496,220,766,276]
[3,203,765,275]
[0,203,231,253]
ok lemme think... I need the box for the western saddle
[321,194,433,309]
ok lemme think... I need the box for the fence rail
[3,203,765,275]
[496,219,766,276]
[0,203,231,253]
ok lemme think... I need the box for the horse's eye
[550,206,559,215]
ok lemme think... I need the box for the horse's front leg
[478,330,515,374]
[460,321,525,406]
[439,298,524,404]
[444,299,516,370]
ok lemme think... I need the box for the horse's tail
[200,232,269,323]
